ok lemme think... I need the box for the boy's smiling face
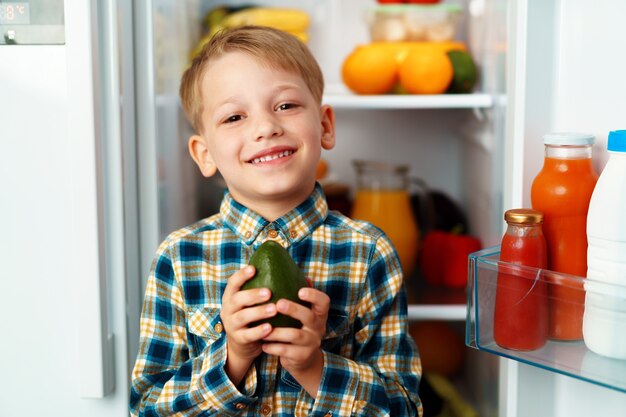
[189,51,335,220]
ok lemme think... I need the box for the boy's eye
[224,114,242,123]
[277,103,297,111]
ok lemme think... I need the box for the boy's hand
[260,286,330,394]
[220,265,277,384]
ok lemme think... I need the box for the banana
[203,6,229,29]
[203,5,257,29]
[221,8,310,33]
[191,7,311,61]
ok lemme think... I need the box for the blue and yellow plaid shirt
[130,184,422,416]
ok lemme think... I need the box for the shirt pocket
[186,306,223,357]
[322,309,351,354]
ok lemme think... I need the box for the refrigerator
[2,0,626,416]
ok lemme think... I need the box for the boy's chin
[231,180,314,202]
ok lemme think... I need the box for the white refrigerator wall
[506,1,626,416]
[0,0,136,415]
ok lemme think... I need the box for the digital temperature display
[0,3,30,25]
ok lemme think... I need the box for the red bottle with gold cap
[494,209,549,351]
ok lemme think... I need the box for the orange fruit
[315,158,329,180]
[376,41,466,62]
[398,45,454,94]
[409,321,465,376]
[342,45,398,95]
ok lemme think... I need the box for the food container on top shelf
[366,4,462,42]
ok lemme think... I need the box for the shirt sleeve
[129,241,256,417]
[309,235,423,417]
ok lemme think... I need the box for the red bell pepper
[419,230,448,286]
[441,234,481,288]
[419,230,481,288]
[406,0,442,3]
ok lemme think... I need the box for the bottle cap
[504,209,543,225]
[607,130,626,152]
[543,132,595,146]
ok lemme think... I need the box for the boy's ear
[188,135,217,177]
[320,104,336,150]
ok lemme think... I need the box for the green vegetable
[242,240,310,328]
[446,49,477,94]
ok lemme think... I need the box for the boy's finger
[237,302,277,326]
[239,322,273,343]
[262,340,319,364]
[261,341,289,357]
[223,265,255,296]
[297,288,330,315]
[232,287,272,309]
[275,299,314,325]
[261,326,302,344]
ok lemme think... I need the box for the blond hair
[180,25,324,133]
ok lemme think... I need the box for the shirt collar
[220,183,328,246]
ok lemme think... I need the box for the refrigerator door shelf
[466,246,626,395]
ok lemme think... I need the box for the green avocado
[242,240,311,328]
[446,49,478,94]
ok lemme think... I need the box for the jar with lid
[530,133,598,340]
[494,209,548,351]
[351,160,420,277]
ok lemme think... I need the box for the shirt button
[244,231,252,239]
[235,403,246,410]
[214,322,223,333]
[290,230,298,238]
[268,229,278,238]
[260,404,272,415]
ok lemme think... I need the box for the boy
[130,26,422,417]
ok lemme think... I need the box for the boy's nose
[254,113,283,141]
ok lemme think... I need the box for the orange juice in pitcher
[351,160,420,277]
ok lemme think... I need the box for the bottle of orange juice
[531,133,598,340]
[351,160,419,277]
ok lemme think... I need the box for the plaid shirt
[130,184,422,417]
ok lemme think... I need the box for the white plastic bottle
[584,130,626,359]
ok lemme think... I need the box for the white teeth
[251,150,293,164]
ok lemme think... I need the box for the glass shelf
[408,304,466,321]
[406,271,467,322]
[158,89,495,111]
[323,84,494,110]
[466,246,626,394]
